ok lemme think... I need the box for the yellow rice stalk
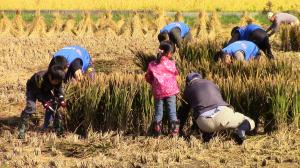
[174,11,184,22]
[47,11,63,34]
[27,10,47,37]
[116,15,126,33]
[131,12,144,38]
[97,11,118,32]
[95,11,118,36]
[207,11,221,40]
[239,12,256,26]
[0,11,12,36]
[193,10,208,41]
[10,10,26,37]
[61,15,76,35]
[154,10,168,33]
[75,11,96,36]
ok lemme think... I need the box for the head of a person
[158,40,176,59]
[47,65,65,85]
[214,50,232,64]
[48,56,68,72]
[267,12,274,21]
[185,72,203,85]
[158,31,169,42]
[231,26,240,37]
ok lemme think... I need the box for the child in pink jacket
[145,41,180,136]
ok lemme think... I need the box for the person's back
[183,78,228,118]
[53,45,91,72]
[160,22,190,37]
[275,13,299,25]
[147,56,179,99]
[222,41,260,61]
[238,24,263,40]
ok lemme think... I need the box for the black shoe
[234,130,246,145]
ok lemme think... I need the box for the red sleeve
[145,68,153,84]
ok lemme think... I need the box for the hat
[186,72,202,84]
[267,12,274,19]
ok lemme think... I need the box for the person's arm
[177,92,191,133]
[267,22,278,37]
[227,32,240,46]
[169,28,182,48]
[86,64,96,80]
[69,59,83,80]
[145,68,153,84]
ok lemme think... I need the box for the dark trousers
[249,29,274,59]
[169,27,192,48]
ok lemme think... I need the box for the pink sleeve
[145,68,153,84]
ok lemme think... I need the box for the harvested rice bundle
[27,10,47,37]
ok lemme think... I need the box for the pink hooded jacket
[145,56,180,99]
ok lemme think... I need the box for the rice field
[0,9,300,167]
[1,0,300,11]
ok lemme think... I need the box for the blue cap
[186,72,202,83]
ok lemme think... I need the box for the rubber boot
[153,121,162,137]
[234,120,251,145]
[170,120,180,137]
[53,112,64,137]
[202,132,214,143]
[43,109,53,130]
[18,112,30,139]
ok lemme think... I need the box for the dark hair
[48,56,68,70]
[157,31,169,42]
[156,40,176,63]
[48,65,65,81]
[231,26,240,36]
[214,50,225,62]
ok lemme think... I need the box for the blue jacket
[222,41,260,60]
[160,22,190,37]
[53,45,91,72]
[237,24,263,40]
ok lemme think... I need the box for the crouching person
[145,41,180,137]
[178,73,255,144]
[18,65,66,139]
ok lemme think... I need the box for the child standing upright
[145,41,180,136]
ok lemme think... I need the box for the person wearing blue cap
[158,22,192,48]
[178,72,255,144]
[228,24,274,60]
[214,40,261,64]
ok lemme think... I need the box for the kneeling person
[178,73,255,144]
[49,45,95,82]
[215,41,260,64]
[18,65,66,139]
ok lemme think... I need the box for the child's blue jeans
[154,95,177,122]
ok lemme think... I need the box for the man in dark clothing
[228,24,274,60]
[48,45,95,82]
[158,22,192,48]
[178,73,255,144]
[18,65,66,139]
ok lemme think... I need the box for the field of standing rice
[0,8,300,168]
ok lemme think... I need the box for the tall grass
[66,40,300,134]
[278,25,300,51]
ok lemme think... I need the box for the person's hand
[58,95,67,108]
[74,69,83,81]
[43,101,52,110]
